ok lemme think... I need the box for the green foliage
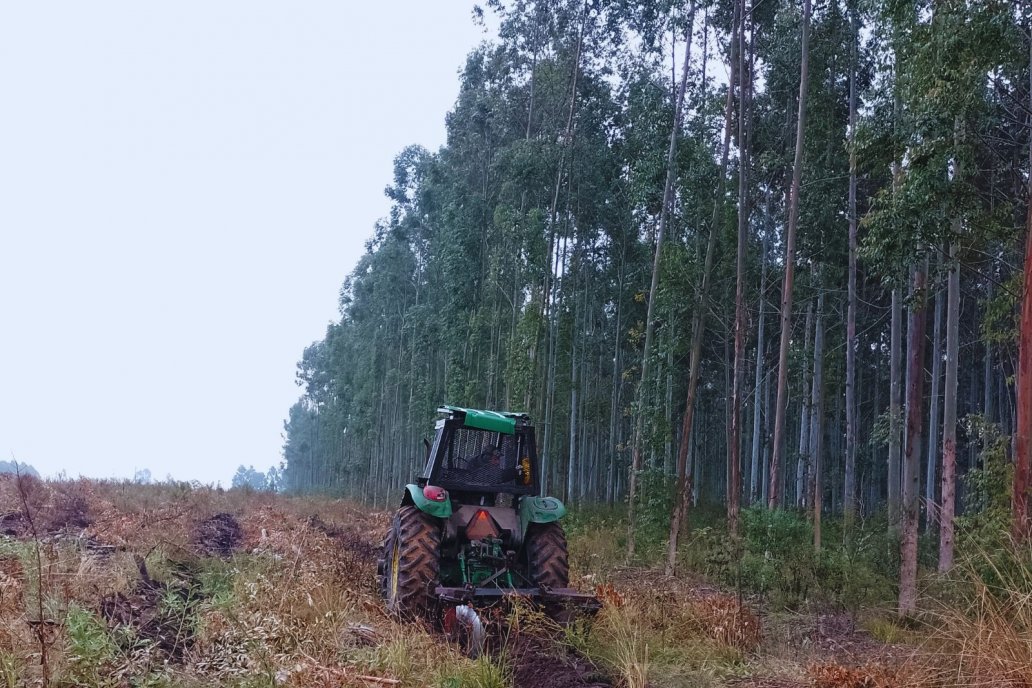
[981,271,1023,346]
[954,415,1016,584]
[437,657,509,688]
[0,652,18,688]
[631,469,676,557]
[64,604,120,687]
[274,0,1032,614]
[737,506,818,606]
[231,465,278,492]
[682,506,896,611]
[195,559,238,609]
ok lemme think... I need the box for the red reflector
[423,485,448,502]
[466,509,498,540]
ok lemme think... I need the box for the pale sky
[0,2,486,485]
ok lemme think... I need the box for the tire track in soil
[508,636,611,688]
[346,511,610,687]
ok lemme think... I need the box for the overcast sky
[0,2,486,485]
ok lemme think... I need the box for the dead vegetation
[5,476,1030,687]
[0,476,409,686]
[0,478,620,687]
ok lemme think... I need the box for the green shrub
[634,469,677,556]
[955,415,1014,584]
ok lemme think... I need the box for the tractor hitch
[435,585,601,612]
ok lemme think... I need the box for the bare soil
[509,636,611,688]
[191,512,243,557]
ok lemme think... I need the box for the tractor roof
[437,405,529,435]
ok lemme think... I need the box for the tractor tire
[526,522,569,589]
[379,506,441,618]
[377,529,394,600]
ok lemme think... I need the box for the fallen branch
[356,676,400,685]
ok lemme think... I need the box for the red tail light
[423,485,448,502]
[466,509,499,540]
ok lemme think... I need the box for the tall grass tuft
[923,540,1032,687]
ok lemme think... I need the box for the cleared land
[0,477,1019,687]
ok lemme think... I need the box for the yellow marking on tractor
[389,539,400,601]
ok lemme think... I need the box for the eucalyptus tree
[861,0,1022,592]
[843,0,860,528]
[769,0,812,508]
[666,3,739,573]
[276,0,1032,579]
[625,1,698,559]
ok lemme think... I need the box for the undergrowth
[3,470,1032,687]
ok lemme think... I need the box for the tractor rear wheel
[379,506,441,618]
[526,522,569,588]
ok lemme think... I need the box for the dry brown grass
[559,571,757,687]
[0,477,496,686]
[24,477,1032,688]
[806,661,935,688]
[911,543,1032,688]
[0,482,452,684]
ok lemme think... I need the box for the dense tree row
[282,0,1032,611]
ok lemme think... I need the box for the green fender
[519,495,566,536]
[403,484,452,519]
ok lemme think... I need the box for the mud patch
[99,556,199,661]
[0,511,29,537]
[510,637,610,688]
[192,513,242,557]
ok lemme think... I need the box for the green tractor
[377,406,596,650]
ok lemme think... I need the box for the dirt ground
[0,475,915,688]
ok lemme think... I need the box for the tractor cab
[421,406,538,505]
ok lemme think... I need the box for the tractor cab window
[438,427,521,490]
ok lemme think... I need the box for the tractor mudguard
[519,495,566,535]
[403,484,452,519]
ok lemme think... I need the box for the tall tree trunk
[926,251,944,533]
[940,113,965,569]
[607,250,625,505]
[769,0,811,508]
[763,355,773,506]
[626,6,696,559]
[899,260,928,615]
[666,7,736,574]
[1016,204,1032,540]
[983,279,995,424]
[844,1,859,529]
[888,288,902,529]
[1013,36,1032,540]
[568,284,579,505]
[539,14,585,495]
[810,284,826,549]
[797,297,814,507]
[886,1,908,530]
[729,0,751,535]
[750,225,769,505]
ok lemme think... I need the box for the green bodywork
[519,495,566,535]
[405,483,452,518]
[459,538,515,587]
[441,405,520,435]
